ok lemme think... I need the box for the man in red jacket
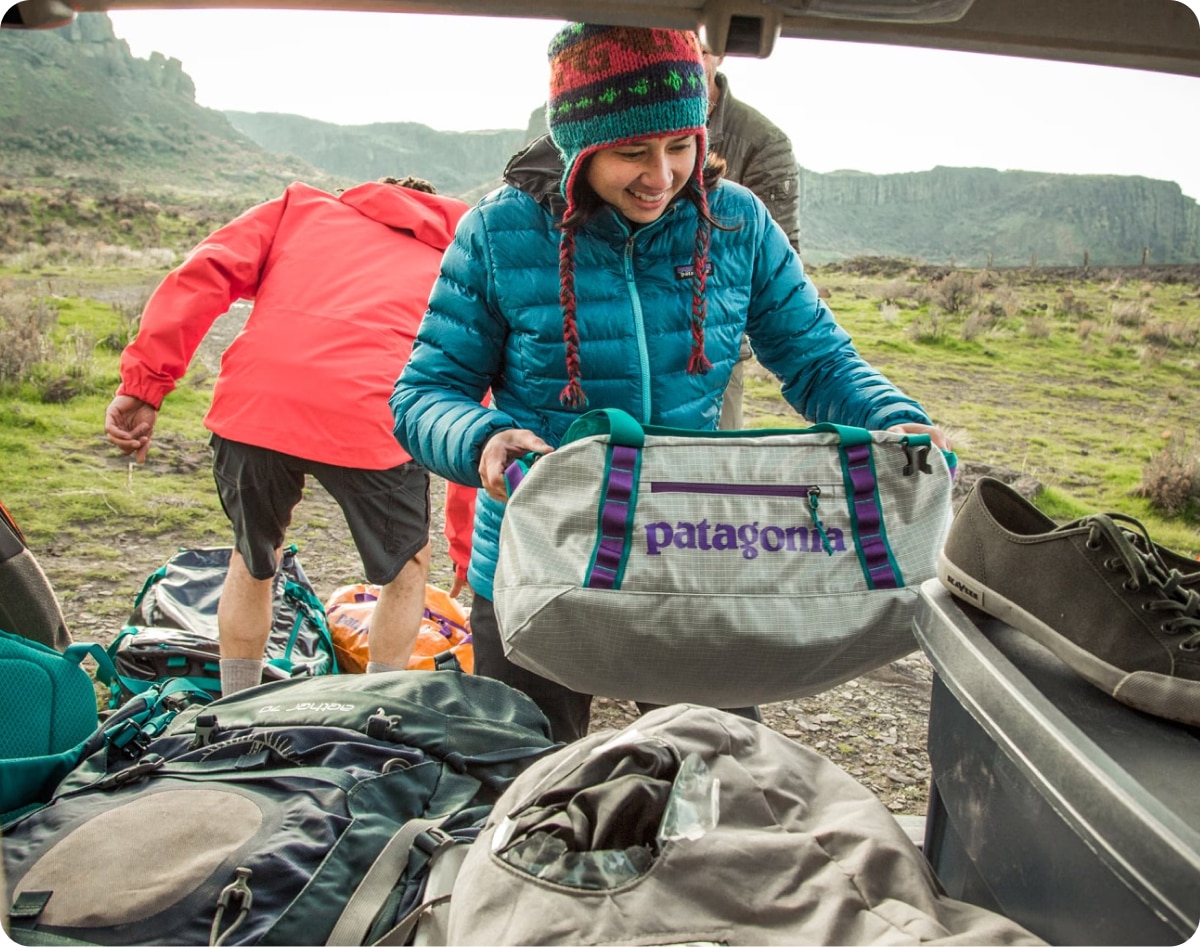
[105,176,471,696]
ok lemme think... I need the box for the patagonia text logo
[645,519,846,559]
[674,261,714,280]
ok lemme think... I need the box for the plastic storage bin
[913,578,1200,946]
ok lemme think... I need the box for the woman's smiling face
[584,134,697,225]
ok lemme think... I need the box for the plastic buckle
[367,710,402,741]
[901,440,933,476]
[106,753,166,788]
[414,827,456,857]
[194,713,220,746]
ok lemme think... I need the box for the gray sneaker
[939,476,1200,727]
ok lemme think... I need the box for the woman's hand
[887,422,952,452]
[479,429,553,502]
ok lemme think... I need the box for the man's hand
[104,394,159,463]
[479,429,553,502]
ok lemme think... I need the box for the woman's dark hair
[559,150,736,233]
[553,142,733,407]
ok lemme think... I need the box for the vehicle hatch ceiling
[4,0,1200,78]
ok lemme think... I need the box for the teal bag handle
[564,409,895,450]
[66,639,153,703]
[801,421,874,447]
[503,451,541,499]
[64,640,121,682]
[561,408,646,448]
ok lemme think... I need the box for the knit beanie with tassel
[545,23,712,408]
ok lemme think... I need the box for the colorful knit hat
[546,23,713,408]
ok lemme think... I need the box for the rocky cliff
[798,166,1200,266]
[0,13,332,194]
[2,13,1197,265]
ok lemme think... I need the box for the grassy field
[1,257,1197,577]
[752,261,1200,555]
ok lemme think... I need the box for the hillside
[236,108,1200,267]
[798,166,1200,267]
[0,13,339,197]
[2,13,1199,267]
[223,112,528,200]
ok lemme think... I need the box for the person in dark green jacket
[391,23,949,742]
[701,44,804,430]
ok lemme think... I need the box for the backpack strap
[371,893,453,947]
[324,816,454,947]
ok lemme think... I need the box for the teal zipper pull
[808,487,835,556]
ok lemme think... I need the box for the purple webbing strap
[845,443,900,590]
[503,461,526,496]
[585,444,639,590]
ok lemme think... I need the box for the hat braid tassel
[687,184,713,376]
[558,228,588,408]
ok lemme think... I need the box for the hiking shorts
[210,434,430,584]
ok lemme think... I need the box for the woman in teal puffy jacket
[391,23,949,741]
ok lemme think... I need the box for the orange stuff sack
[324,583,474,674]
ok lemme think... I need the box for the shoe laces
[1070,513,1200,652]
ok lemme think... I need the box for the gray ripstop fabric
[446,703,1046,947]
[494,421,954,706]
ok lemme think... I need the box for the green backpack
[107,544,337,700]
[4,669,557,946]
[0,628,209,823]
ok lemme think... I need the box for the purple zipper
[650,482,829,498]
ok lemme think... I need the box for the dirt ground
[32,299,997,821]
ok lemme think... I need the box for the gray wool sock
[366,660,407,674]
[219,658,263,696]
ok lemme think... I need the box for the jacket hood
[339,181,468,251]
[503,135,567,218]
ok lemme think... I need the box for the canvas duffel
[494,408,955,707]
[445,703,1043,947]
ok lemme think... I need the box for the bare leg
[368,542,431,668]
[218,548,278,660]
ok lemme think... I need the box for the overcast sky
[107,7,1200,200]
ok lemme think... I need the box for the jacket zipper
[622,233,652,424]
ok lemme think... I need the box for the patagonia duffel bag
[493,408,956,707]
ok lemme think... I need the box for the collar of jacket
[707,71,731,152]
[503,135,568,217]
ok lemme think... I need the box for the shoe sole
[938,552,1200,728]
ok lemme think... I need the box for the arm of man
[738,133,802,253]
[105,193,288,460]
[116,194,288,409]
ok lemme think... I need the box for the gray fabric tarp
[447,703,1045,946]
